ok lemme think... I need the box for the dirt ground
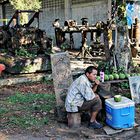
[0,52,140,139]
[1,81,140,140]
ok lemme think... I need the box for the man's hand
[95,94,100,98]
[95,79,100,85]
[92,79,100,92]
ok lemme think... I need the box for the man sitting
[65,66,103,129]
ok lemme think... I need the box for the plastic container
[100,71,104,82]
[105,96,135,129]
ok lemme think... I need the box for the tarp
[126,1,140,28]
[126,3,135,28]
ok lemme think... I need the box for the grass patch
[8,92,55,104]
[0,107,9,115]
[8,115,48,129]
[0,92,56,130]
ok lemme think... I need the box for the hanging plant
[10,0,42,25]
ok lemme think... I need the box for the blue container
[105,96,135,129]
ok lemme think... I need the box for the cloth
[78,97,102,112]
[65,74,95,112]
[126,3,134,29]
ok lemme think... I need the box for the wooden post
[136,18,140,48]
[103,28,111,61]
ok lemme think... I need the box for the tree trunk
[103,28,111,61]
[114,25,132,72]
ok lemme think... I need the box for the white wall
[39,7,65,38]
[70,0,108,48]
[72,0,108,25]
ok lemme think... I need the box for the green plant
[41,77,53,84]
[119,81,130,89]
[123,92,131,99]
[8,115,48,129]
[60,41,70,50]
[118,66,126,74]
[0,107,9,115]
[15,48,37,58]
[97,61,110,75]
[8,92,55,104]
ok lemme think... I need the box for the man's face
[86,69,97,81]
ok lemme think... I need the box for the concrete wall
[70,0,110,48]
[39,0,111,48]
[39,0,65,40]
[72,0,108,25]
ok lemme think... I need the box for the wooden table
[102,79,128,84]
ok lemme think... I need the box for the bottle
[100,71,104,82]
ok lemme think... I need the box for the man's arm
[92,79,100,92]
